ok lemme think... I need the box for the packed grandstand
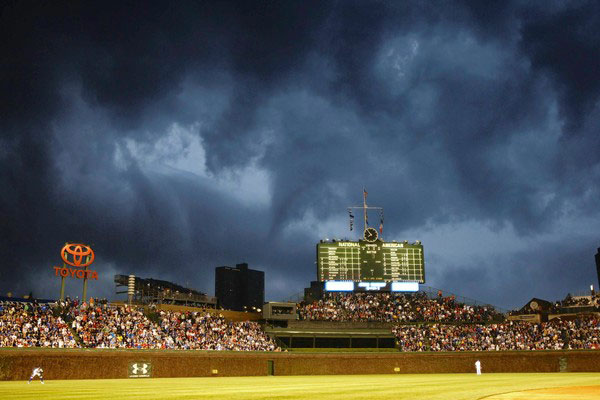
[0,299,279,351]
[296,292,504,322]
[1,291,599,351]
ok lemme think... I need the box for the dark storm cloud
[520,1,600,134]
[434,233,600,310]
[1,1,599,308]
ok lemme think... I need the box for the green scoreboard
[316,240,425,283]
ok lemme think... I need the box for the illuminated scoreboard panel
[317,241,425,283]
[318,243,361,280]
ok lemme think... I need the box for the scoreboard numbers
[317,240,425,283]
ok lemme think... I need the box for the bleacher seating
[297,292,503,323]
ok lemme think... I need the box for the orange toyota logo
[61,243,95,267]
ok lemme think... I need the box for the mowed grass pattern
[2,373,599,400]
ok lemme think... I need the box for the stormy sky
[1,1,599,310]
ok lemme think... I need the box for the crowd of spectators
[157,310,280,351]
[509,294,600,316]
[393,316,600,351]
[0,299,278,351]
[68,303,279,351]
[557,293,600,309]
[3,295,599,353]
[297,292,503,323]
[69,302,169,349]
[0,301,77,348]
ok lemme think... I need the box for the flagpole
[348,190,382,238]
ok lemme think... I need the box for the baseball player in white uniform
[475,360,482,375]
[28,366,44,384]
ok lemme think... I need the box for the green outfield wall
[1,349,599,380]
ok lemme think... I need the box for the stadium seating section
[1,300,278,351]
[297,292,503,322]
[1,292,599,351]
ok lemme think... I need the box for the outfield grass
[2,373,599,400]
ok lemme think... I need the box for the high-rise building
[304,281,324,303]
[215,263,264,311]
[595,247,600,290]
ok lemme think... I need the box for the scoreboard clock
[316,239,425,283]
[363,227,378,242]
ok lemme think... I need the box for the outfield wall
[1,349,599,380]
